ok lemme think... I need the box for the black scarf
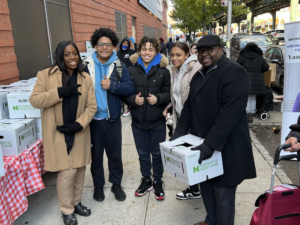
[62,70,79,154]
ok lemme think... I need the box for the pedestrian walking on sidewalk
[159,37,167,57]
[166,37,174,64]
[170,35,257,225]
[29,41,97,225]
[163,42,202,200]
[124,36,170,200]
[83,27,135,203]
[236,42,269,123]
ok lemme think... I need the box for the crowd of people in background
[29,26,300,225]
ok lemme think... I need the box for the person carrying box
[170,35,257,225]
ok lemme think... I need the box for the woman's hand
[163,109,168,117]
[284,137,300,152]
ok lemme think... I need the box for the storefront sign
[281,21,300,156]
[139,0,163,21]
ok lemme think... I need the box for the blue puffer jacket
[84,53,135,122]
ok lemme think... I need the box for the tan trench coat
[29,66,97,172]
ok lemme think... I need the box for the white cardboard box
[160,134,224,186]
[0,118,37,156]
[7,91,42,118]
[0,145,4,177]
[34,118,42,140]
[0,93,9,119]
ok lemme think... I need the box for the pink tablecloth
[0,140,46,225]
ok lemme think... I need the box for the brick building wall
[70,0,168,52]
[0,0,19,84]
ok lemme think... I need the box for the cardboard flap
[181,134,203,146]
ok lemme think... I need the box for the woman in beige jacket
[163,42,202,201]
[29,41,97,225]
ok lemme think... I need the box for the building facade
[0,0,169,84]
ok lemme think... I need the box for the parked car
[230,35,274,61]
[263,46,285,94]
[265,34,280,45]
[271,29,284,40]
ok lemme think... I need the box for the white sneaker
[176,187,201,200]
[122,110,131,117]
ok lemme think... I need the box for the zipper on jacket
[143,74,147,129]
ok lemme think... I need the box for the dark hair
[190,43,197,49]
[172,42,190,56]
[137,36,160,53]
[49,41,84,86]
[90,27,119,47]
[240,42,263,55]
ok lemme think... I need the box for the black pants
[131,123,166,181]
[200,181,237,225]
[90,119,123,188]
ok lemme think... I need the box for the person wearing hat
[170,35,256,225]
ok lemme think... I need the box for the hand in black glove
[191,143,214,164]
[169,131,183,141]
[57,123,83,135]
[57,84,82,98]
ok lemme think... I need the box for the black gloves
[191,143,214,164]
[57,123,83,135]
[57,84,81,98]
[169,131,183,141]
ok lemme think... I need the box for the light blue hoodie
[92,51,118,119]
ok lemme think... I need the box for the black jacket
[125,53,171,130]
[286,115,300,141]
[166,38,174,53]
[236,43,269,95]
[117,37,136,68]
[160,42,167,56]
[175,55,257,186]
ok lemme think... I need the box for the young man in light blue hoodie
[84,28,135,202]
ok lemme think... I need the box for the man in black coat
[171,35,257,225]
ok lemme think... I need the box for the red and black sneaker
[153,180,165,201]
[135,178,153,197]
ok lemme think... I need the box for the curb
[248,122,282,128]
[249,130,292,184]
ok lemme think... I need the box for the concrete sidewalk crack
[143,192,150,225]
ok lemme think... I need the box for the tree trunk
[188,30,191,43]
[202,4,206,36]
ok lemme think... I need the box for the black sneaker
[93,187,105,202]
[153,180,165,201]
[135,178,153,197]
[176,187,201,200]
[111,184,126,201]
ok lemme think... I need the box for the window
[143,26,156,38]
[157,29,161,39]
[115,11,128,41]
[264,48,275,60]
[271,48,282,61]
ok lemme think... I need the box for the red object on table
[0,140,46,225]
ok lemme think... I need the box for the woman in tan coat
[163,42,202,201]
[29,41,97,225]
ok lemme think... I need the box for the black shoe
[135,178,153,197]
[176,187,201,200]
[62,213,77,225]
[153,180,165,201]
[111,184,126,201]
[74,202,91,217]
[247,113,253,123]
[93,187,105,202]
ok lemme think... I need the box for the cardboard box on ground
[160,134,224,186]
[0,118,37,156]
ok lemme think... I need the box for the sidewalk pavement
[14,116,285,225]
[250,110,282,127]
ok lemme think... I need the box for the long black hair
[48,41,84,86]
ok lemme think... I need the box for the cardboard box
[160,134,224,186]
[0,93,9,119]
[34,118,42,140]
[264,63,276,87]
[0,145,4,177]
[0,118,37,156]
[7,91,42,119]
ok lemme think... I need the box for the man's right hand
[284,137,300,152]
[135,92,144,106]
[57,84,81,98]
[169,131,183,141]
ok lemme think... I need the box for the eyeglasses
[197,47,218,56]
[97,42,113,48]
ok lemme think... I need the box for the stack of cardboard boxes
[0,78,43,176]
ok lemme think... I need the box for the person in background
[83,27,135,203]
[125,36,170,201]
[159,37,167,57]
[129,37,137,52]
[190,43,198,55]
[163,42,202,200]
[29,41,97,225]
[117,37,137,117]
[166,37,174,55]
[236,42,269,123]
[284,115,300,152]
[170,35,256,225]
